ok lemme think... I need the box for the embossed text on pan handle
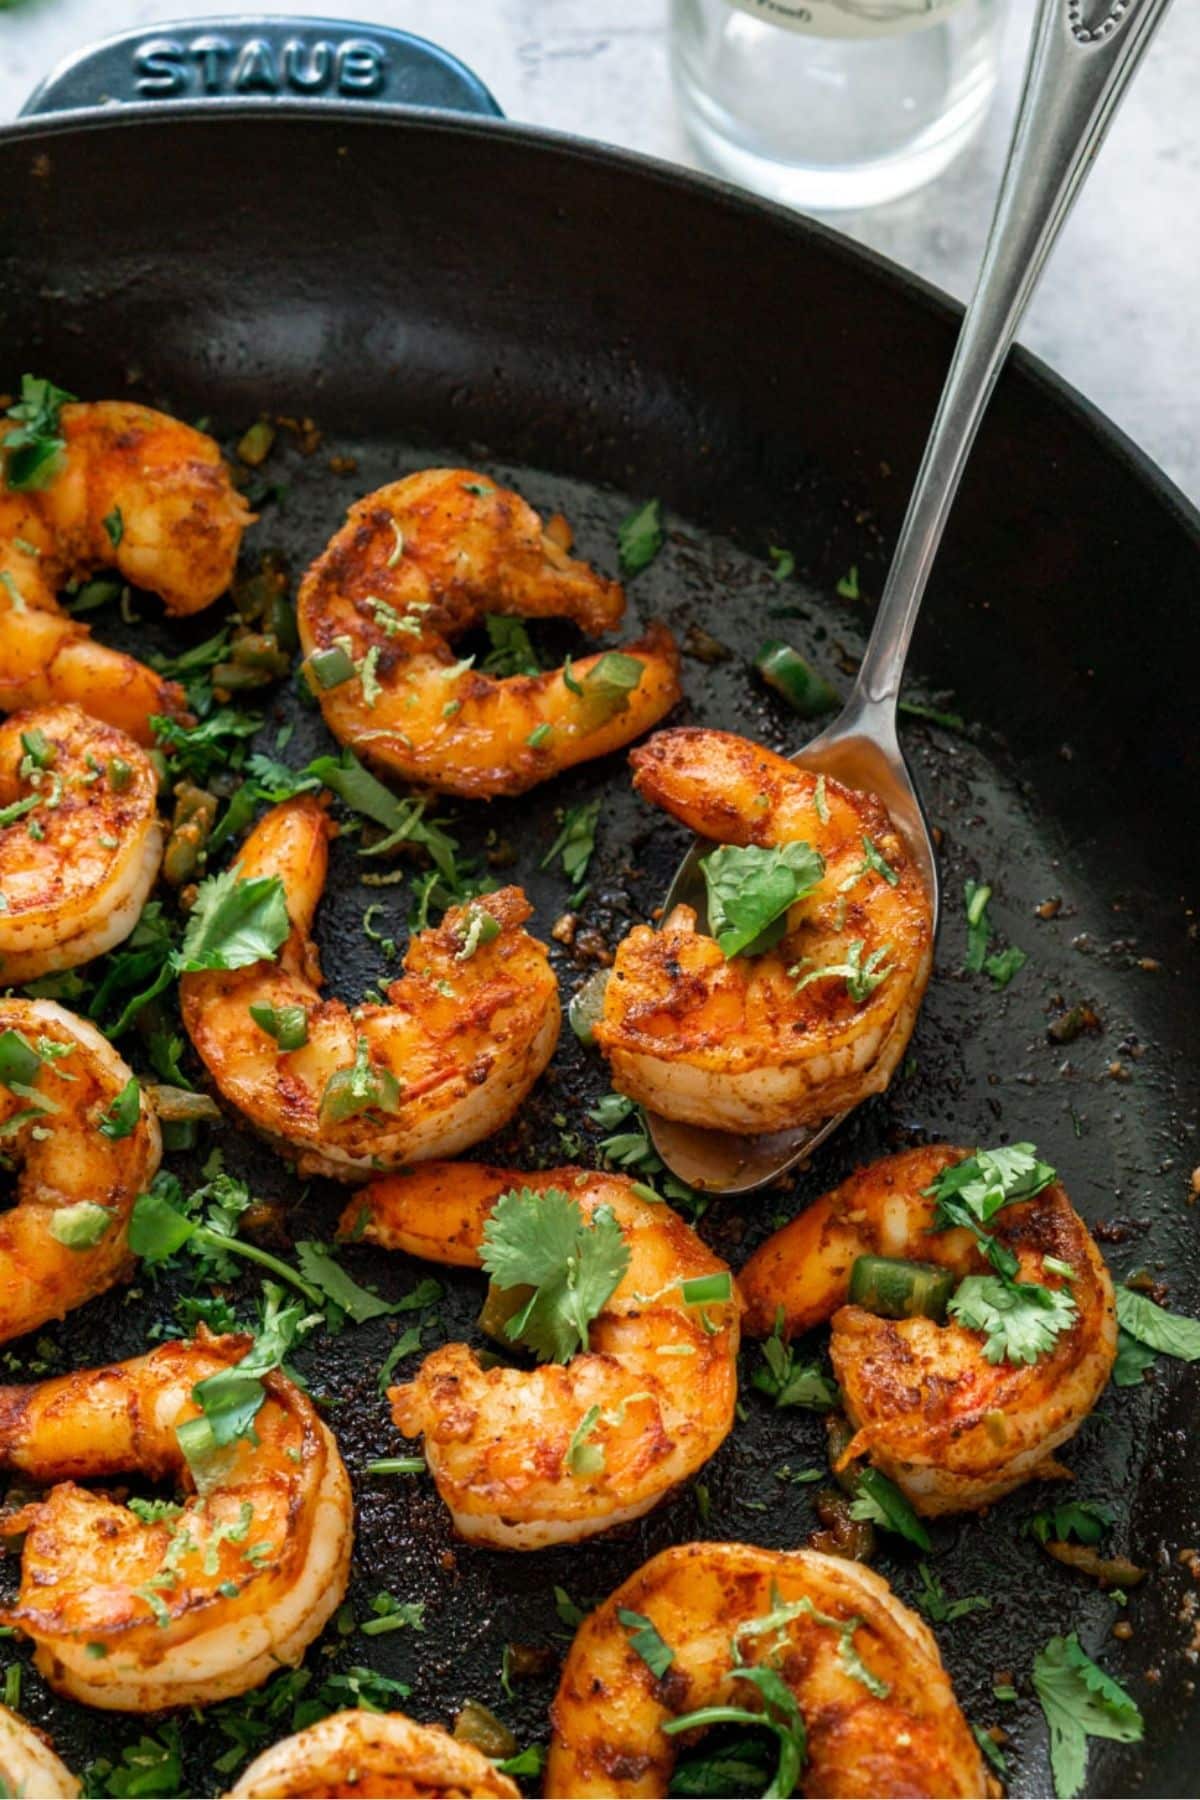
[852,0,1174,721]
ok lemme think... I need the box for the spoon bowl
[644,701,940,1193]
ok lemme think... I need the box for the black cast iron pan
[0,15,1197,1796]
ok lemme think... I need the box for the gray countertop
[3,0,1197,506]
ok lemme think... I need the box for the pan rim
[1,97,1198,552]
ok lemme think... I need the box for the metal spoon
[646,0,1174,1194]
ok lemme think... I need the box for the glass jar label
[724,0,968,37]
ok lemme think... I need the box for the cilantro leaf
[92,1722,183,1798]
[914,1563,991,1623]
[1114,1286,1200,1364]
[617,1607,674,1677]
[1112,1327,1157,1387]
[482,614,541,677]
[152,708,263,786]
[664,1662,807,1798]
[98,1076,141,1140]
[541,798,601,899]
[948,1274,1077,1365]
[1025,1501,1115,1547]
[3,375,75,491]
[848,1466,931,1551]
[310,749,466,890]
[480,1187,631,1363]
[172,865,289,974]
[1033,1633,1142,1799]
[752,1312,838,1411]
[617,498,664,577]
[700,840,825,959]
[294,1240,397,1324]
[554,1586,586,1628]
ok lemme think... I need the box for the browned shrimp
[739,1145,1116,1514]
[345,1165,740,1549]
[595,730,933,1135]
[1,398,253,739]
[227,1710,520,1798]
[0,998,160,1345]
[547,1541,993,1797]
[180,796,560,1179]
[0,1337,352,1711]
[0,704,162,979]
[296,469,681,797]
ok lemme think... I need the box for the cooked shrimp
[1,398,251,616]
[347,1165,740,1549]
[0,704,162,979]
[227,1710,520,1798]
[0,998,159,1345]
[0,1336,352,1711]
[180,796,560,1180]
[739,1145,1116,1515]
[547,1541,992,1798]
[296,469,681,797]
[1,399,253,740]
[0,1703,78,1798]
[595,729,933,1136]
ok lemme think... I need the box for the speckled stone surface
[1,0,1196,504]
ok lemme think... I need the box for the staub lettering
[131,34,388,100]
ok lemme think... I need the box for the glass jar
[669,0,1007,210]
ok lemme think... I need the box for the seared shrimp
[1,399,252,740]
[547,1541,992,1798]
[347,1166,740,1549]
[296,469,681,797]
[1,398,251,616]
[180,796,560,1179]
[0,705,162,979]
[595,729,933,1135]
[739,1145,1116,1515]
[227,1711,520,1798]
[0,1704,78,1798]
[0,998,159,1344]
[0,1337,352,1710]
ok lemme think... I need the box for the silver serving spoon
[647,0,1174,1194]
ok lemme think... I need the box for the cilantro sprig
[480,1186,631,1363]
[1113,1285,1200,1380]
[926,1146,1076,1367]
[752,1310,838,1412]
[1033,1633,1142,1799]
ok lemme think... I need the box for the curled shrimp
[0,1704,78,1798]
[0,704,162,980]
[546,1541,993,1798]
[0,1336,352,1711]
[344,1165,740,1549]
[739,1145,1117,1515]
[595,729,933,1135]
[227,1710,521,1798]
[180,796,560,1180]
[1,399,253,740]
[296,469,682,797]
[0,998,160,1345]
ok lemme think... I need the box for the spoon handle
[852,0,1174,718]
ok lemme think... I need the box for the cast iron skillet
[1,16,1197,1797]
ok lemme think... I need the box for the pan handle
[20,14,504,119]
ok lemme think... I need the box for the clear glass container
[670,0,1007,210]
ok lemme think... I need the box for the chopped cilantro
[848,1467,931,1551]
[3,375,75,491]
[98,1076,141,1140]
[752,1311,838,1411]
[618,1607,675,1676]
[1114,1286,1200,1366]
[482,614,541,677]
[914,1563,991,1623]
[172,865,289,974]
